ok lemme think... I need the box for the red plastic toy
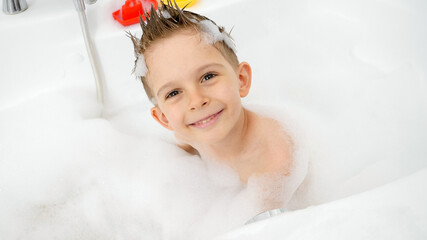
[113,0,158,26]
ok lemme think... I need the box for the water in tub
[1,0,427,239]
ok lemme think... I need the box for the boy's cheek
[214,84,240,100]
[166,110,187,129]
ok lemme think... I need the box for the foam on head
[134,53,148,78]
[197,20,237,53]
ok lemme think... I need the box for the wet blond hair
[128,0,238,104]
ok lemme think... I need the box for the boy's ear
[237,62,252,98]
[151,106,174,130]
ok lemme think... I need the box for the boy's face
[146,29,251,146]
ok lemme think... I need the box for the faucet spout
[3,0,28,14]
[73,0,104,104]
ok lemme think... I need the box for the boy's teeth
[197,115,214,125]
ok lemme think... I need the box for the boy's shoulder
[246,109,293,177]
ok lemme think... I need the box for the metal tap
[3,0,28,14]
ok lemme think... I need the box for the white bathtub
[1,0,426,239]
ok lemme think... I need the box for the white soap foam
[198,20,237,53]
[0,88,307,239]
[1,73,426,239]
[134,53,148,78]
[0,62,426,239]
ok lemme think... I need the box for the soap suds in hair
[198,20,237,53]
[134,53,148,78]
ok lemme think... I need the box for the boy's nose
[188,91,209,111]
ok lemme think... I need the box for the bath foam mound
[1,88,426,239]
[215,169,427,240]
[0,88,320,239]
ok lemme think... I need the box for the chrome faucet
[73,0,104,104]
[2,0,28,14]
[2,0,103,104]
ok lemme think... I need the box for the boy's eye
[166,90,181,99]
[201,73,216,82]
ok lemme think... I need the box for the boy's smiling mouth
[189,109,224,129]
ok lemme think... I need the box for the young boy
[129,1,302,214]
